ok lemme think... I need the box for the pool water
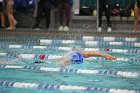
[0,36,140,93]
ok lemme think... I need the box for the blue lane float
[0,44,140,54]
[0,81,139,93]
[0,65,140,78]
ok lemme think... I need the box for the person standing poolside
[58,0,72,31]
[98,0,112,32]
[33,0,51,31]
[134,0,140,32]
[0,0,5,29]
[6,0,17,30]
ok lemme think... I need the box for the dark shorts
[59,0,70,3]
[0,2,3,12]
[137,0,140,8]
[137,3,140,9]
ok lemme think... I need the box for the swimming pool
[0,34,140,93]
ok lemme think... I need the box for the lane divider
[40,39,140,47]
[0,52,140,62]
[0,44,140,54]
[0,38,38,42]
[0,36,140,42]
[0,65,140,78]
[0,81,139,93]
[82,36,140,42]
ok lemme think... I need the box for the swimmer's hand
[103,54,117,61]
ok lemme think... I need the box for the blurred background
[0,0,138,32]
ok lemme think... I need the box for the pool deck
[0,28,140,38]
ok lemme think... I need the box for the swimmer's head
[70,59,83,64]
[69,52,83,64]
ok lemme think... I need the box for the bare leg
[10,5,17,28]
[7,14,14,29]
[64,1,70,26]
[7,0,16,30]
[10,15,17,28]
[1,13,5,28]
[7,0,12,28]
[134,4,139,32]
[0,12,5,28]
[0,13,2,26]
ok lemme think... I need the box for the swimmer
[55,51,117,66]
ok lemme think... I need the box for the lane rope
[0,65,140,78]
[40,39,140,47]
[0,81,139,93]
[0,44,140,54]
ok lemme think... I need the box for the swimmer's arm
[0,61,8,64]
[80,52,117,61]
[101,53,117,61]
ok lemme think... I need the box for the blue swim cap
[70,52,83,64]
